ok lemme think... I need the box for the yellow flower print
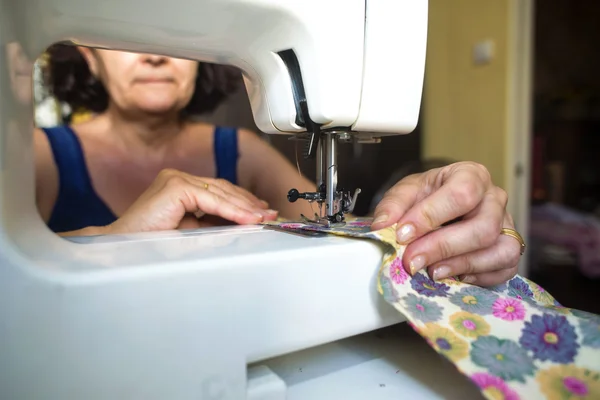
[449,311,491,338]
[537,364,600,400]
[373,225,400,247]
[382,252,397,267]
[441,276,463,286]
[527,279,557,306]
[420,323,469,362]
[547,305,572,315]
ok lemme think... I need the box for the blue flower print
[507,277,533,300]
[520,296,551,313]
[553,298,564,308]
[519,313,580,363]
[380,275,399,303]
[579,318,600,349]
[402,293,443,323]
[449,286,498,315]
[487,282,508,294]
[570,308,600,325]
[470,335,536,382]
[410,273,450,298]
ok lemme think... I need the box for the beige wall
[423,0,513,189]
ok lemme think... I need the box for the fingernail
[253,213,265,220]
[409,255,426,275]
[397,224,416,244]
[432,265,452,281]
[265,209,278,215]
[261,200,269,208]
[460,275,476,284]
[373,214,388,225]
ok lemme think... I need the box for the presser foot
[300,213,346,228]
[289,187,362,228]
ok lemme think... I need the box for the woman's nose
[142,54,168,66]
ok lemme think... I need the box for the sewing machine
[0,1,484,399]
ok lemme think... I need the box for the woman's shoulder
[184,121,273,160]
[185,122,260,150]
[34,123,88,150]
[70,118,105,138]
[186,121,255,137]
[33,126,54,154]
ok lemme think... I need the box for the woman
[35,45,313,231]
[35,44,521,286]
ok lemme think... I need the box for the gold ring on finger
[500,228,526,255]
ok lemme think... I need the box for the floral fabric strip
[263,218,600,400]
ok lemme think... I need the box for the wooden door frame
[505,0,535,277]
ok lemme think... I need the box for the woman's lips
[135,77,174,84]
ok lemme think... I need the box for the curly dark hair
[43,43,243,119]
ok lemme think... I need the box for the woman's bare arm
[236,129,317,220]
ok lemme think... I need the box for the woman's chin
[136,102,180,116]
[132,91,182,114]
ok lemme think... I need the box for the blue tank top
[41,125,239,233]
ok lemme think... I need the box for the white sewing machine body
[0,1,481,398]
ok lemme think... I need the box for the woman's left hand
[371,161,522,287]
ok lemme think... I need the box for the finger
[207,182,276,219]
[402,192,504,274]
[182,187,266,225]
[199,214,237,227]
[178,214,205,230]
[459,266,518,287]
[172,170,269,209]
[371,175,421,230]
[396,170,489,246]
[206,177,268,209]
[203,181,272,216]
[180,214,236,229]
[183,176,277,219]
[425,233,522,283]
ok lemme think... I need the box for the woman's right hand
[102,168,277,234]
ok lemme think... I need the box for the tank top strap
[40,125,117,232]
[41,125,94,196]
[213,126,239,185]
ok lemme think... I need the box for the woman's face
[79,48,198,116]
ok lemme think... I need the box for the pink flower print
[463,319,476,330]
[563,377,588,396]
[349,220,371,227]
[470,373,520,400]
[492,298,526,321]
[390,258,408,284]
[280,223,304,229]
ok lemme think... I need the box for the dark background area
[529,0,600,314]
